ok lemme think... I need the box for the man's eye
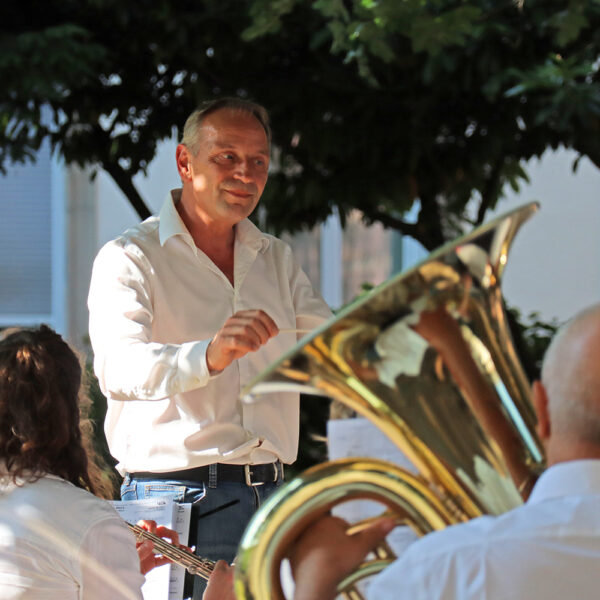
[215,153,235,162]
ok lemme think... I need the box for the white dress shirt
[368,459,600,600]
[0,475,144,599]
[88,190,332,475]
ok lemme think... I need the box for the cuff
[176,340,221,391]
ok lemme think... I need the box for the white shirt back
[0,475,144,599]
[369,460,600,600]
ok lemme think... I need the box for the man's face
[178,108,270,227]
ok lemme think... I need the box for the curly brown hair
[0,325,113,498]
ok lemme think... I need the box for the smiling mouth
[224,189,254,199]
[225,190,254,201]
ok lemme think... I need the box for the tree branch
[477,159,503,225]
[417,191,446,251]
[367,208,421,240]
[102,162,152,221]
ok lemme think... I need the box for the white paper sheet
[327,418,419,556]
[111,496,191,600]
[169,503,192,600]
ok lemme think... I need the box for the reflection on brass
[234,203,546,600]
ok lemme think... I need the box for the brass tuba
[234,202,546,599]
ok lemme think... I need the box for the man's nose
[233,161,253,183]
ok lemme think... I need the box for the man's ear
[176,144,192,181]
[532,380,550,440]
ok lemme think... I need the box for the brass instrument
[234,202,547,600]
[127,523,215,580]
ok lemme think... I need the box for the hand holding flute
[130,520,215,578]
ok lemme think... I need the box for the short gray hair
[180,97,271,155]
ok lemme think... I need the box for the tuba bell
[234,202,546,600]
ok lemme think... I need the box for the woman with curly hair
[0,325,155,599]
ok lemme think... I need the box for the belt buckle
[244,464,264,487]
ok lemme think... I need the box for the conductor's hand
[206,309,279,373]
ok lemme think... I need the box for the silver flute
[128,523,215,581]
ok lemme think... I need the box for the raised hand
[206,309,279,373]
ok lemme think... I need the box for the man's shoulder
[400,491,593,565]
[97,217,161,262]
[110,216,160,249]
[399,500,546,566]
[404,514,498,560]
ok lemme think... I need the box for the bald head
[540,303,600,452]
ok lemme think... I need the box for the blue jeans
[121,475,281,599]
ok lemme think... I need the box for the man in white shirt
[88,97,331,598]
[288,302,600,600]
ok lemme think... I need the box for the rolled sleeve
[287,247,332,335]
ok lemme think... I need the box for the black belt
[128,461,283,486]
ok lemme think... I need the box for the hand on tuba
[288,515,396,600]
[203,560,237,600]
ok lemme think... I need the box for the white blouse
[0,475,144,599]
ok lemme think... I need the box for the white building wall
[496,148,600,323]
[96,138,180,247]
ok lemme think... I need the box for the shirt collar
[527,459,600,504]
[235,217,270,254]
[158,188,270,253]
[158,189,192,247]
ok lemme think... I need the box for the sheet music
[327,418,419,555]
[169,503,192,600]
[111,496,191,600]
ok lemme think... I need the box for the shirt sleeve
[286,246,333,335]
[88,241,212,401]
[79,515,145,600]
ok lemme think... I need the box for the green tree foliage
[245,0,600,247]
[1,1,599,249]
[507,308,560,381]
